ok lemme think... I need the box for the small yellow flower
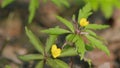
[51,44,61,58]
[79,18,89,27]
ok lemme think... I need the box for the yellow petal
[51,44,61,58]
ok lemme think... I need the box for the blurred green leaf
[47,58,69,68]
[86,30,97,37]
[59,47,78,57]
[85,0,99,11]
[85,44,94,51]
[46,58,56,68]
[41,27,70,35]
[78,3,92,23]
[86,35,110,56]
[75,35,86,60]
[100,0,113,18]
[66,34,75,42]
[51,0,70,7]
[25,27,44,54]
[5,65,11,68]
[35,60,44,68]
[56,16,74,33]
[45,35,57,53]
[19,54,44,61]
[28,0,39,24]
[1,0,14,8]
[86,24,109,30]
[54,59,69,68]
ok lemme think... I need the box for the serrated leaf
[54,59,69,68]
[35,60,44,68]
[45,35,57,53]
[28,0,39,24]
[25,27,44,54]
[41,27,70,35]
[78,3,92,23]
[75,35,86,60]
[86,35,110,56]
[56,16,74,33]
[59,47,78,57]
[86,24,109,30]
[19,54,44,61]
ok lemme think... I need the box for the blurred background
[0,0,120,68]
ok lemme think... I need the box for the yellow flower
[79,18,89,27]
[51,44,61,58]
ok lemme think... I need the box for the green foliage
[47,58,69,68]
[66,34,76,42]
[19,54,44,61]
[56,16,75,33]
[78,3,92,23]
[86,24,110,30]
[86,30,97,37]
[35,60,44,68]
[41,27,70,35]
[21,3,110,68]
[60,47,78,57]
[85,0,120,18]
[75,35,86,60]
[28,0,39,24]
[5,65,11,68]
[51,0,70,7]
[25,27,44,55]
[1,0,14,8]
[86,35,110,55]
[45,35,57,53]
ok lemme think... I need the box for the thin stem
[61,42,67,49]
[69,57,73,68]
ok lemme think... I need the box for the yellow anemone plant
[79,18,89,27]
[51,44,61,58]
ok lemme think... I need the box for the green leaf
[86,30,97,37]
[1,0,14,8]
[85,0,99,11]
[41,27,70,35]
[28,0,39,24]
[47,58,69,68]
[19,54,44,61]
[45,35,57,53]
[78,3,92,23]
[66,34,76,42]
[86,24,109,30]
[35,60,44,68]
[86,35,110,56]
[51,0,69,7]
[25,27,44,54]
[59,47,78,57]
[56,16,74,33]
[46,58,56,68]
[75,35,86,60]
[54,59,69,68]
[5,65,11,68]
[85,44,94,51]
